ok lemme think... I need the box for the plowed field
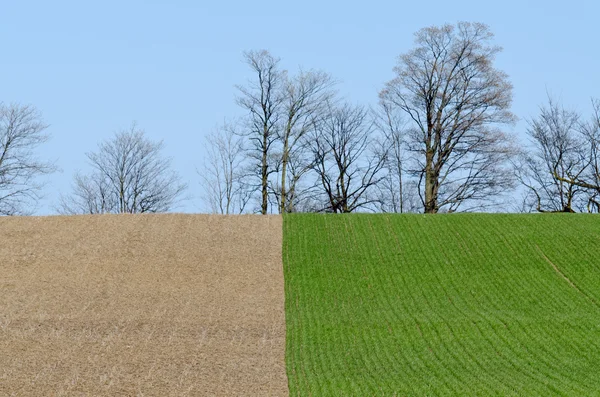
[0,214,287,396]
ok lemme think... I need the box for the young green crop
[283,214,600,396]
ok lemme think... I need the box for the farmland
[0,214,287,396]
[2,213,600,396]
[283,214,600,396]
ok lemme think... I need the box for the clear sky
[3,0,599,214]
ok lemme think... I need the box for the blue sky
[3,0,599,214]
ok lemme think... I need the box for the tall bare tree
[277,70,335,213]
[236,50,284,214]
[517,96,588,212]
[59,124,186,214]
[380,22,517,213]
[309,102,387,213]
[200,122,252,214]
[0,103,55,215]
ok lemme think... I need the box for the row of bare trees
[200,49,391,214]
[0,103,186,215]
[3,21,599,215]
[201,22,521,214]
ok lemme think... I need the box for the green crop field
[283,214,600,396]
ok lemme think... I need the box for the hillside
[283,214,600,396]
[0,214,287,396]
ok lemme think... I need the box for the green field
[283,214,600,396]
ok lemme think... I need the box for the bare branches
[58,172,116,215]
[308,103,387,213]
[235,50,337,214]
[199,122,252,214]
[278,69,336,213]
[517,96,600,213]
[236,50,284,214]
[59,124,186,214]
[548,98,600,212]
[372,102,421,213]
[380,22,517,213]
[517,96,587,212]
[0,103,55,215]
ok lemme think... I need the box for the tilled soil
[0,214,288,396]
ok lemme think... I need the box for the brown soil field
[0,214,288,396]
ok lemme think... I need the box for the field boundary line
[535,244,600,310]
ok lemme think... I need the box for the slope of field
[0,214,287,396]
[283,214,600,396]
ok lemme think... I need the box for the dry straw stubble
[0,214,288,396]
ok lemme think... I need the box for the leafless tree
[380,22,517,213]
[59,124,186,214]
[0,103,55,215]
[236,50,284,214]
[309,102,387,213]
[268,143,322,213]
[581,99,600,211]
[277,70,336,213]
[552,98,600,212]
[372,102,421,213]
[517,96,588,212]
[59,171,116,215]
[199,122,252,214]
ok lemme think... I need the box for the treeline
[2,22,599,215]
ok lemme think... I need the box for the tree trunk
[424,150,438,213]
[397,153,404,214]
[261,129,269,215]
[280,137,289,214]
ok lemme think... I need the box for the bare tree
[380,22,517,213]
[236,50,284,214]
[277,70,336,213]
[59,171,116,215]
[372,102,422,213]
[269,142,321,213]
[199,122,252,214]
[581,99,600,211]
[309,102,387,213]
[0,103,55,215]
[59,124,186,214]
[517,96,588,212]
[552,98,600,212]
